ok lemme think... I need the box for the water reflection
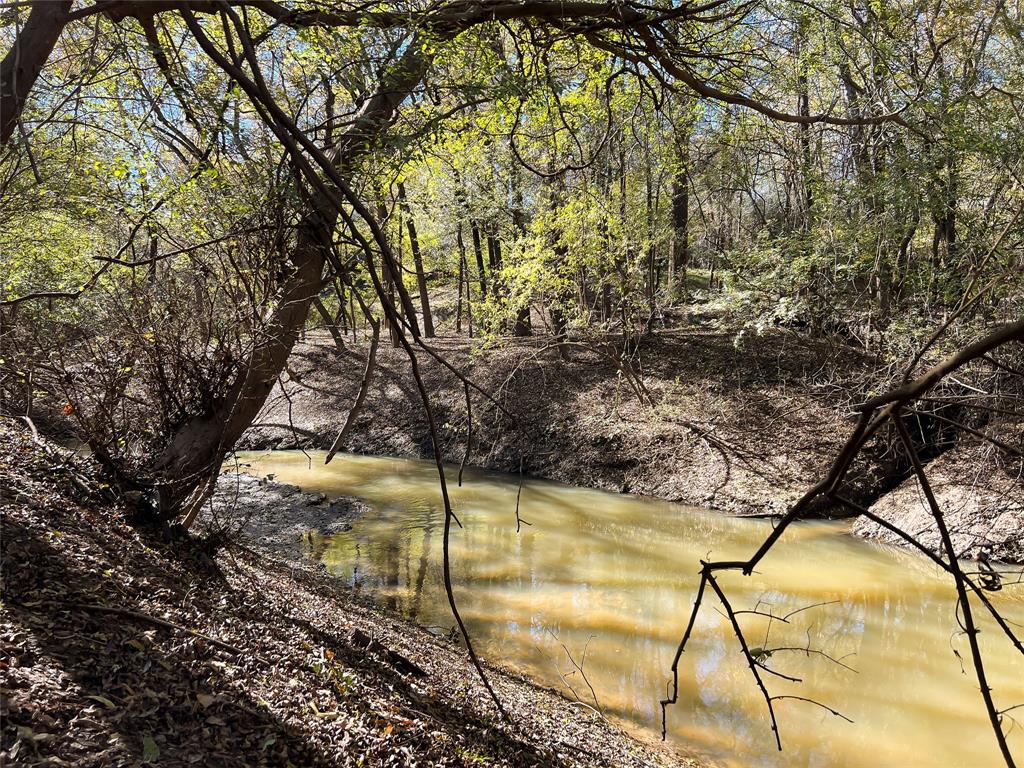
[238,451,1024,768]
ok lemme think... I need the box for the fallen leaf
[142,734,160,763]
[86,694,116,709]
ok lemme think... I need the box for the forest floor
[0,419,703,768]
[242,321,1023,563]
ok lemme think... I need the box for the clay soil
[244,328,887,517]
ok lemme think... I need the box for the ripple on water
[236,450,1024,768]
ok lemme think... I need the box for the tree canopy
[2,2,1023,764]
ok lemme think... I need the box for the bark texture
[0,0,73,146]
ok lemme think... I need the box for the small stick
[54,602,265,662]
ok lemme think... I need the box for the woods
[1,1,1023,767]
[3,0,1022,514]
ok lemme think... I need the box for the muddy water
[238,451,1024,768]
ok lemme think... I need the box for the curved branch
[0,0,73,145]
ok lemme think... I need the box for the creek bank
[242,330,1023,563]
[0,419,700,768]
[854,436,1024,563]
[243,330,890,517]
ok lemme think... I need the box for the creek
[238,450,1024,768]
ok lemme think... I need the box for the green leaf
[87,694,116,709]
[142,734,160,763]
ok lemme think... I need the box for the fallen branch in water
[661,318,1024,767]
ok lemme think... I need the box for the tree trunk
[644,159,657,324]
[471,219,487,296]
[545,170,571,343]
[513,306,532,336]
[670,151,690,293]
[455,223,465,334]
[378,199,402,348]
[397,181,435,337]
[332,280,348,333]
[313,296,346,350]
[487,234,502,294]
[510,163,532,336]
[796,23,812,229]
[155,200,332,518]
[156,36,434,523]
[0,0,73,146]
[457,223,474,338]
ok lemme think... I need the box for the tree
[3,4,1022,760]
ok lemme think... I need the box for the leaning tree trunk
[0,0,73,146]
[154,200,334,519]
[153,34,434,524]
[314,295,346,350]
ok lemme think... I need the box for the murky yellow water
[237,451,1024,768]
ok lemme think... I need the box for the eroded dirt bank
[0,421,700,767]
[244,329,887,516]
[853,437,1024,563]
[241,329,1023,562]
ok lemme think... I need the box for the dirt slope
[853,435,1024,563]
[0,420,700,768]
[244,329,887,517]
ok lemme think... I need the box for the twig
[53,601,265,662]
[705,572,782,750]
[513,458,532,533]
[770,695,854,723]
